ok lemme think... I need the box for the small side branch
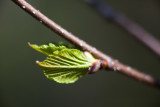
[86,0,160,58]
[12,0,160,89]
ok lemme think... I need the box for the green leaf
[28,42,67,56]
[29,43,96,84]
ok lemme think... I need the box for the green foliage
[29,43,96,84]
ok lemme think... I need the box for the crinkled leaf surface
[29,43,96,84]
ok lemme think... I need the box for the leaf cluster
[29,43,96,84]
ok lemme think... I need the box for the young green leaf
[29,43,97,84]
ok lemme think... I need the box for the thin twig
[86,0,160,58]
[12,0,160,89]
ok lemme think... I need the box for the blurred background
[0,0,160,107]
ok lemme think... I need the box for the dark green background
[1,0,160,107]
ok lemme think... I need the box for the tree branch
[86,0,160,58]
[12,0,160,89]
